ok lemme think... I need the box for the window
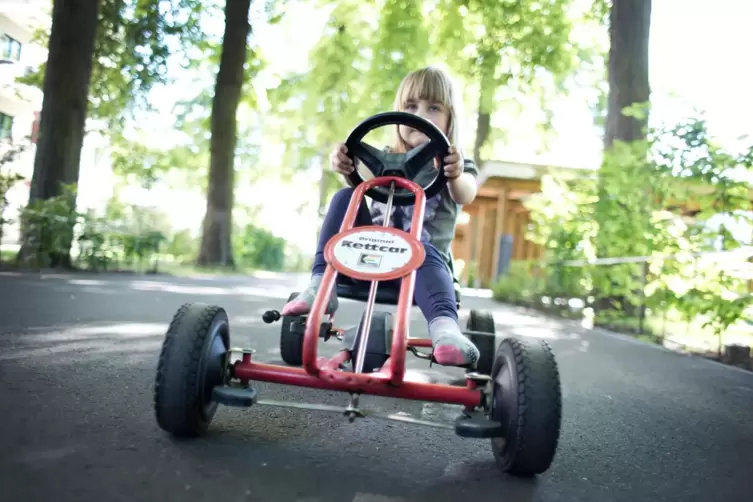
[0,113,13,140]
[1,34,22,62]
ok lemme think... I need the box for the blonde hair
[391,66,461,153]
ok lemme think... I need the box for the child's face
[398,98,450,148]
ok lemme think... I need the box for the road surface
[1,270,752,502]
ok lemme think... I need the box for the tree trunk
[593,0,652,318]
[472,58,497,167]
[603,0,652,148]
[16,0,100,268]
[196,0,252,268]
[472,107,490,168]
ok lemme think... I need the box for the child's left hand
[440,146,463,180]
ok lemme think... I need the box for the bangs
[396,67,454,109]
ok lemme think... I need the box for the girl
[281,66,480,368]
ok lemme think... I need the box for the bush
[491,261,541,305]
[233,223,286,271]
[507,111,753,344]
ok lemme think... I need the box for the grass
[591,307,753,354]
[0,249,282,277]
[644,307,753,354]
[491,289,753,368]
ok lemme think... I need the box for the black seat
[335,275,462,308]
[336,278,417,306]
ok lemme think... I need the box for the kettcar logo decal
[339,237,408,254]
[358,254,382,268]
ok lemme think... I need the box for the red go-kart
[153,112,562,477]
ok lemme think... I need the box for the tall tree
[196,0,253,268]
[17,0,101,268]
[431,0,575,165]
[16,0,204,267]
[592,0,652,315]
[603,0,652,147]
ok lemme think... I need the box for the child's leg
[281,188,373,316]
[414,243,480,367]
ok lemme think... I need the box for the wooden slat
[491,189,506,280]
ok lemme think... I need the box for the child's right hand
[330,143,354,176]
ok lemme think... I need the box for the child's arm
[448,170,478,205]
[447,155,479,205]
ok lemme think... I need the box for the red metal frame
[232,176,483,409]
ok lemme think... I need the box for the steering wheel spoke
[405,141,441,176]
[350,141,385,175]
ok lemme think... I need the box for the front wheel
[154,303,230,437]
[489,337,562,477]
[351,311,393,373]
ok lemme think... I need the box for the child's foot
[429,316,480,367]
[281,274,339,317]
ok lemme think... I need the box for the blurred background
[0,0,751,366]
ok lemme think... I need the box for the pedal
[429,353,475,370]
[454,410,504,438]
[465,371,492,383]
[213,386,258,407]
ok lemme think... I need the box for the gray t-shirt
[366,150,479,267]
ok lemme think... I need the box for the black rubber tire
[351,311,393,373]
[489,337,562,477]
[467,309,496,334]
[465,309,496,375]
[280,292,305,366]
[154,303,230,437]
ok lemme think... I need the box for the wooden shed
[452,160,593,287]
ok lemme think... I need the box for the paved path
[1,270,752,502]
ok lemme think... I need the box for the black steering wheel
[344,111,451,206]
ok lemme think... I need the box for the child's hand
[442,146,464,180]
[330,142,355,175]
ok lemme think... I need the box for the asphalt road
[1,270,752,502]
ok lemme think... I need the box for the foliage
[509,112,753,346]
[12,181,291,272]
[17,183,80,268]
[267,0,582,200]
[267,0,380,176]
[233,223,287,271]
[431,0,575,84]
[491,260,541,305]
[363,0,431,114]
[108,0,274,190]
[18,0,206,130]
[77,210,167,272]
[109,137,194,188]
[429,0,576,160]
[165,229,198,260]
[0,143,28,246]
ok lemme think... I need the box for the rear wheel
[465,309,496,375]
[351,311,393,373]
